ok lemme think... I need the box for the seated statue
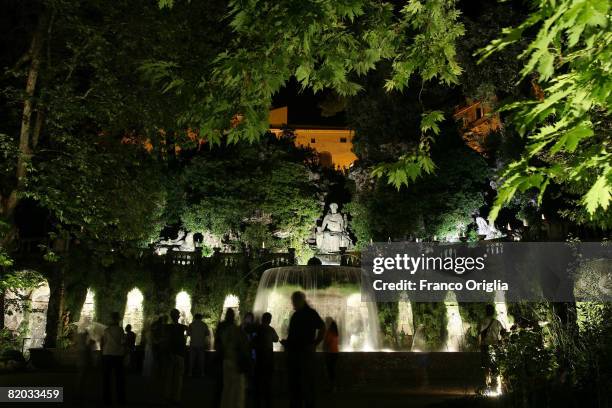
[316,203,352,253]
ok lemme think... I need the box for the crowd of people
[92,290,339,407]
[73,292,511,406]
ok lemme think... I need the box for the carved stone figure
[316,203,352,253]
[475,217,503,240]
[157,230,195,252]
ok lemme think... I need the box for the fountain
[175,290,193,325]
[494,290,511,330]
[397,297,414,349]
[444,292,464,352]
[253,265,381,351]
[77,288,96,332]
[123,288,144,343]
[222,294,240,320]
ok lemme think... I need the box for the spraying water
[253,266,381,351]
[221,294,240,320]
[445,292,464,351]
[175,290,193,325]
[494,290,510,330]
[77,288,96,332]
[124,288,145,343]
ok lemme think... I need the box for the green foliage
[180,136,319,257]
[24,139,166,251]
[346,68,426,163]
[384,0,464,91]
[350,147,489,242]
[0,269,46,320]
[0,133,17,190]
[574,254,611,302]
[456,3,526,100]
[0,221,13,267]
[150,0,464,152]
[377,302,399,348]
[0,327,27,355]
[497,302,612,406]
[349,106,443,189]
[344,201,371,249]
[0,0,204,261]
[372,151,436,190]
[0,248,11,268]
[412,302,447,350]
[574,303,612,394]
[371,0,464,186]
[496,326,557,402]
[458,302,493,351]
[478,0,612,226]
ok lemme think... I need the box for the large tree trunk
[43,266,64,348]
[0,10,49,331]
[1,10,48,248]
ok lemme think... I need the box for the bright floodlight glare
[494,290,511,330]
[223,294,240,309]
[484,376,503,397]
[24,281,50,350]
[397,299,414,338]
[445,292,464,352]
[124,288,144,343]
[221,294,240,320]
[175,290,193,325]
[77,288,96,333]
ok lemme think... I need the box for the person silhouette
[125,324,136,371]
[254,312,279,408]
[188,313,210,377]
[216,308,250,408]
[281,291,325,408]
[323,317,339,392]
[151,315,167,380]
[163,308,187,404]
[101,312,126,406]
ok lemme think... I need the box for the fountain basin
[253,266,381,351]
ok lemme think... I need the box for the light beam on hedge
[175,290,193,325]
[77,288,96,332]
[221,294,240,320]
[445,292,464,352]
[124,288,144,343]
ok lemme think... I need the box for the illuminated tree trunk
[1,9,48,247]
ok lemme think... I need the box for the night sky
[272,78,347,127]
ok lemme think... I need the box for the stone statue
[475,217,503,240]
[316,203,352,253]
[157,230,196,252]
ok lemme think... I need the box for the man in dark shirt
[255,312,279,408]
[124,324,137,371]
[282,291,325,408]
[163,309,187,404]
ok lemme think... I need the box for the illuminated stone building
[452,98,502,156]
[268,106,357,169]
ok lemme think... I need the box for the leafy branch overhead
[150,0,465,148]
[372,110,442,188]
[478,0,611,224]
